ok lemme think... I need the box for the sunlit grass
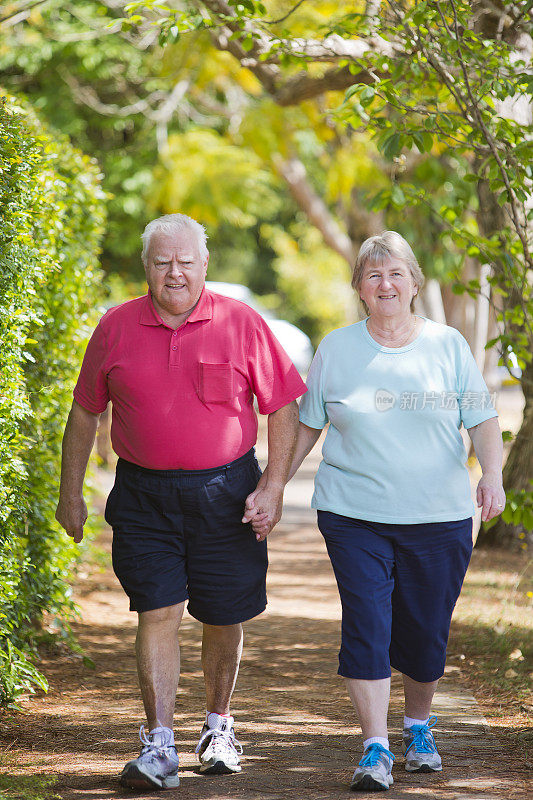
[0,756,59,800]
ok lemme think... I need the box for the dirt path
[2,408,531,800]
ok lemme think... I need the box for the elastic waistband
[117,448,256,478]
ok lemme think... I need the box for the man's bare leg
[202,623,243,714]
[195,623,244,775]
[136,602,185,730]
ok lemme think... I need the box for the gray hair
[141,213,209,264]
[352,231,425,313]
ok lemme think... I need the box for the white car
[206,281,314,373]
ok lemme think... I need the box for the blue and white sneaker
[195,715,243,774]
[350,743,394,791]
[120,725,180,790]
[402,716,442,772]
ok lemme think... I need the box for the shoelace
[195,725,243,756]
[358,743,395,767]
[404,715,438,755]
[138,725,175,758]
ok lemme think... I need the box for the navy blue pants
[105,449,267,625]
[317,511,473,682]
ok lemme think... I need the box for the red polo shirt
[74,288,307,469]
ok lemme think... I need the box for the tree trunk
[480,358,533,547]
[475,172,531,547]
[422,278,446,324]
[472,263,491,373]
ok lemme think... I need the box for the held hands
[55,495,88,544]
[476,472,506,523]
[242,472,284,541]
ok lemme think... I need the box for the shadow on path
[0,518,527,800]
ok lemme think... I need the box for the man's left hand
[242,481,283,541]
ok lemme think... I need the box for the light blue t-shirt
[299,318,497,524]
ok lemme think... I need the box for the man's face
[145,230,208,326]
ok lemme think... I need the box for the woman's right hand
[476,472,506,522]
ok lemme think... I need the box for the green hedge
[0,93,105,706]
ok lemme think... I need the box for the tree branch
[62,5,159,50]
[58,67,185,121]
[199,0,394,104]
[447,0,532,270]
[273,65,373,106]
[275,156,356,264]
[263,0,308,26]
[264,33,396,62]
[0,0,48,27]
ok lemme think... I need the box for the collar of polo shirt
[140,286,213,327]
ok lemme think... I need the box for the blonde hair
[352,231,424,313]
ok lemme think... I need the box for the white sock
[149,726,174,747]
[363,736,390,753]
[403,716,429,729]
[206,711,231,730]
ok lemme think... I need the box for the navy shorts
[105,449,267,625]
[317,511,473,683]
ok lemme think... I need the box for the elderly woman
[248,231,505,791]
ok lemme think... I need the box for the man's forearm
[59,400,100,499]
[56,401,100,543]
[287,422,322,483]
[265,401,299,487]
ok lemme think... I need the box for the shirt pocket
[198,362,234,403]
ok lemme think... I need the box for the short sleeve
[73,319,110,414]
[456,334,498,429]
[246,318,307,414]
[299,346,328,429]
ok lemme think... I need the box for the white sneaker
[350,743,394,791]
[403,716,442,772]
[120,726,180,790]
[195,715,243,774]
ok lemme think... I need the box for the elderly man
[55,213,306,790]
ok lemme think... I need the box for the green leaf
[421,131,433,152]
[390,184,405,206]
[241,35,255,52]
[381,133,402,159]
[360,86,375,108]
[502,506,513,524]
[523,509,533,532]
[345,84,364,101]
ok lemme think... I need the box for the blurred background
[3,0,524,378]
[2,2,530,550]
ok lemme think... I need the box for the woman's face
[358,258,417,319]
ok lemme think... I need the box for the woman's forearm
[467,417,503,479]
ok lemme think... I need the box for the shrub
[0,92,105,707]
